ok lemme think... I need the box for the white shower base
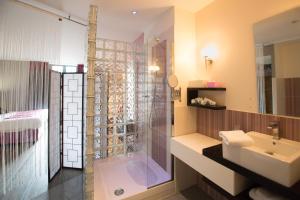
[94,151,171,200]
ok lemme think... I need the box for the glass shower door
[146,39,172,188]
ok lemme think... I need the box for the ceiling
[35,0,214,41]
[254,7,300,45]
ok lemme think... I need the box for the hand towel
[219,130,254,147]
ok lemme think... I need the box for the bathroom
[1,0,300,200]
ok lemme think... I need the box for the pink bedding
[0,110,45,145]
[0,129,39,145]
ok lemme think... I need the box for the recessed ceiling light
[131,10,138,15]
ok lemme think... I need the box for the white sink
[222,131,300,187]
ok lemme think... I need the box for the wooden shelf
[188,103,226,110]
[187,87,226,110]
[188,87,226,91]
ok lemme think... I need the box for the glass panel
[146,39,172,188]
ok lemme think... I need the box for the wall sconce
[201,44,218,70]
[204,56,213,65]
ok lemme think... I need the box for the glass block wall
[94,38,146,159]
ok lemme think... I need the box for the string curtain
[0,0,62,65]
[0,61,49,113]
[0,60,49,199]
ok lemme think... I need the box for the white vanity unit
[171,133,250,196]
[223,131,300,187]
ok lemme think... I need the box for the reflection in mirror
[254,7,300,117]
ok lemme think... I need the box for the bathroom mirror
[254,7,300,117]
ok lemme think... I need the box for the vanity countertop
[203,144,300,200]
[171,133,221,154]
[171,133,250,196]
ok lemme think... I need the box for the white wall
[97,21,137,42]
[0,0,87,66]
[60,19,87,65]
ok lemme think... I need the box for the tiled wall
[197,109,300,142]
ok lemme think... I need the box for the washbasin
[222,131,300,187]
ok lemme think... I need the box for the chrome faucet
[267,121,280,140]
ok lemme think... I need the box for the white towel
[249,187,289,200]
[219,130,254,147]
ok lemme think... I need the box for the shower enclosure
[93,37,172,199]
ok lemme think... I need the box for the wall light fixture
[201,44,218,69]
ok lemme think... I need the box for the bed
[0,110,44,145]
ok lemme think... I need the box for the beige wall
[195,0,300,112]
[174,7,198,136]
[174,7,198,107]
[275,39,300,78]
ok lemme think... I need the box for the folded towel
[249,187,288,200]
[219,130,254,147]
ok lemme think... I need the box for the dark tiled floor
[34,175,210,200]
[165,186,213,200]
[33,172,208,200]
[33,169,84,200]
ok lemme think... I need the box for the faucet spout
[267,121,280,140]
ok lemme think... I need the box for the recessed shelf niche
[187,87,226,110]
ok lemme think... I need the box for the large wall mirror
[254,7,300,117]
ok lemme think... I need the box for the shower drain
[114,188,125,196]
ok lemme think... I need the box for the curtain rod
[16,0,88,27]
